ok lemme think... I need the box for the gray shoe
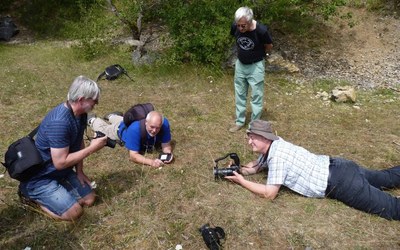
[229,124,243,133]
[104,111,123,121]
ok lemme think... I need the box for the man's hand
[89,136,107,151]
[151,158,164,168]
[224,171,245,185]
[77,171,91,187]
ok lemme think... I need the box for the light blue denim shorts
[20,171,93,216]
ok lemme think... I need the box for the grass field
[1,42,400,249]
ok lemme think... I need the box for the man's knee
[80,191,96,207]
[60,203,84,221]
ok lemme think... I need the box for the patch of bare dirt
[274,7,400,89]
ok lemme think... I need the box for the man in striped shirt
[226,119,400,220]
[19,76,107,221]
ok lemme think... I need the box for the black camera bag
[2,126,45,181]
[96,64,133,82]
[199,224,225,250]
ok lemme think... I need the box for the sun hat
[246,120,279,141]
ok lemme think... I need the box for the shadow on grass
[0,202,81,249]
[93,167,147,204]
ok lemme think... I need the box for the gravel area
[273,8,400,89]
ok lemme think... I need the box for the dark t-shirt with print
[231,22,272,64]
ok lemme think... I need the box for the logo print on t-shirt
[237,37,254,51]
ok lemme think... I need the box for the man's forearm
[240,179,279,200]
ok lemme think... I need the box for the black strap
[123,71,134,82]
[114,64,134,82]
[28,126,40,138]
[140,119,147,147]
[96,71,106,82]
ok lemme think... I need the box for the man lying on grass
[88,110,173,168]
[226,119,400,220]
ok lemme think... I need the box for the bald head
[145,111,163,137]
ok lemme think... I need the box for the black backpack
[122,103,163,151]
[96,64,134,82]
[0,16,19,41]
[123,103,154,128]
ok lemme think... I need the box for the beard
[82,102,93,113]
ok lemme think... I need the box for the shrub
[156,0,234,65]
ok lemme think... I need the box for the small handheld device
[158,153,172,162]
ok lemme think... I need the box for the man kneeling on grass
[19,76,107,221]
[225,119,400,220]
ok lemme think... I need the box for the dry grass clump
[1,43,400,249]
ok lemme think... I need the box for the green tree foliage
[155,0,234,66]
[15,0,100,38]
[154,0,348,65]
[1,0,394,64]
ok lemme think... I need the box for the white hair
[67,75,100,102]
[234,6,253,23]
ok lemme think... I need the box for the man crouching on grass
[18,76,107,221]
[225,119,400,220]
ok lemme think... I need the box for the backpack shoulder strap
[28,125,40,138]
[139,119,147,146]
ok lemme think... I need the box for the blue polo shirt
[119,118,171,152]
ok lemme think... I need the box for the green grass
[1,41,400,249]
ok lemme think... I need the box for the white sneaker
[87,113,96,126]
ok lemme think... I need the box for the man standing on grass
[19,76,107,221]
[226,119,400,220]
[229,6,273,133]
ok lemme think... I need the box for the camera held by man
[94,131,116,148]
[213,153,241,180]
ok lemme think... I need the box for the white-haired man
[229,6,273,132]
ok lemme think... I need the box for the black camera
[213,153,241,180]
[94,131,116,148]
[199,223,225,250]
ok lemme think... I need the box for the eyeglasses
[86,98,99,105]
[236,24,247,28]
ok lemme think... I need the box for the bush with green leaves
[155,0,234,66]
[2,0,394,65]
[15,0,101,38]
[155,0,349,65]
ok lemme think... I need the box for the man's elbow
[129,155,139,163]
[52,160,67,170]
[129,151,142,164]
[261,192,278,200]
